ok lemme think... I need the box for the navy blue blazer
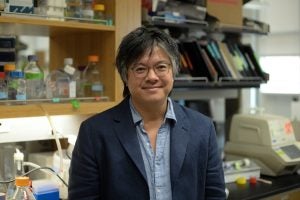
[69,97,226,200]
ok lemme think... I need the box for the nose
[145,67,159,79]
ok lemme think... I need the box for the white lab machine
[224,113,300,176]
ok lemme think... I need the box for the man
[69,26,226,200]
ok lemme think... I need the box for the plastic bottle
[83,55,104,97]
[63,58,79,98]
[46,58,78,99]
[7,71,26,102]
[23,55,44,99]
[0,71,7,100]
[11,176,36,200]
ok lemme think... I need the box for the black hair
[115,26,180,97]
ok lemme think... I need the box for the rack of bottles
[0,0,141,119]
[1,0,113,25]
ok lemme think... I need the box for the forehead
[137,45,170,63]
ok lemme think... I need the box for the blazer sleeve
[68,120,102,200]
[205,121,226,200]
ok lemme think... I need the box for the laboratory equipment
[223,158,261,183]
[224,113,300,176]
[12,176,36,200]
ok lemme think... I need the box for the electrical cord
[0,166,68,187]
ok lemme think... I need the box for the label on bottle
[92,84,103,91]
[25,72,43,80]
[0,92,7,99]
[16,94,26,101]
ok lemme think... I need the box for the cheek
[127,75,140,91]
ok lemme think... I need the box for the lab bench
[226,174,300,200]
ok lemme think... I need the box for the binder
[239,44,268,81]
[181,41,215,81]
[217,41,242,80]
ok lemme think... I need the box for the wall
[243,0,300,118]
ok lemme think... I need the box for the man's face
[127,46,174,106]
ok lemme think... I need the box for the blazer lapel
[113,98,147,182]
[170,102,190,187]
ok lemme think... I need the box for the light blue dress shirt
[130,97,177,200]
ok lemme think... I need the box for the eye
[133,66,147,74]
[155,64,169,71]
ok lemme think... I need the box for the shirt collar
[129,97,177,125]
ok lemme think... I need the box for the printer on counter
[225,113,300,176]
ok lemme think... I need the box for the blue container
[32,180,59,200]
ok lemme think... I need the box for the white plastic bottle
[63,58,79,98]
[23,55,44,99]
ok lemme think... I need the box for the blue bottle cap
[9,71,25,78]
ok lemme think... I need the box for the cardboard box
[5,0,34,14]
[207,0,242,26]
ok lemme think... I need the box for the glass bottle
[83,55,104,97]
[11,176,36,200]
[0,72,7,100]
[23,55,44,99]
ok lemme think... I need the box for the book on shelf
[218,41,243,79]
[180,40,215,81]
[176,38,267,84]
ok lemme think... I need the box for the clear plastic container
[23,55,44,99]
[83,55,104,97]
[7,71,26,101]
[12,177,36,200]
[46,70,70,99]
[46,58,79,99]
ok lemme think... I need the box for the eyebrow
[133,60,171,66]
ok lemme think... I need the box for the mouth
[142,86,162,90]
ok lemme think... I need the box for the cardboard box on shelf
[207,0,242,26]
